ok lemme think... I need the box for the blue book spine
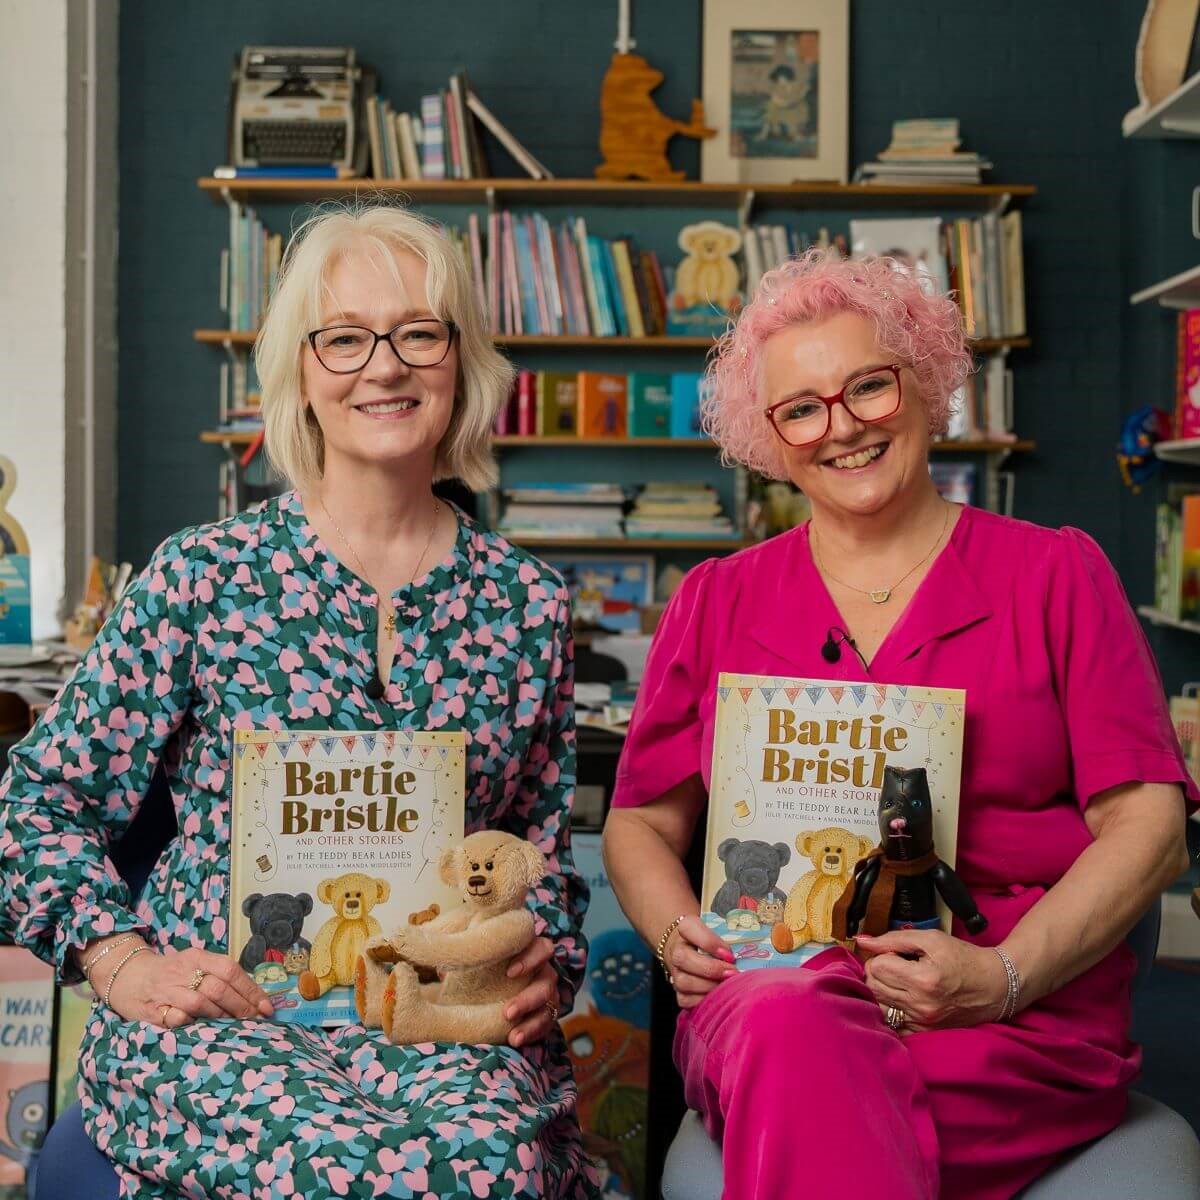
[670,372,705,438]
[513,221,542,334]
[600,241,629,337]
[586,238,616,337]
[214,165,345,179]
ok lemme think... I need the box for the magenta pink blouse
[613,506,1197,895]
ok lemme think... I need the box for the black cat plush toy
[832,765,987,948]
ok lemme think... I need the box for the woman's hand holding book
[660,915,739,1010]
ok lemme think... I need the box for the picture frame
[701,0,849,185]
[541,553,654,636]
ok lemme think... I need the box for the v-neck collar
[750,506,992,680]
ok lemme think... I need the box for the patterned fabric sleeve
[0,530,197,983]
[502,582,590,1014]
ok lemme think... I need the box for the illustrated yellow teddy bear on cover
[297,871,390,1001]
[354,829,546,1045]
[771,826,873,953]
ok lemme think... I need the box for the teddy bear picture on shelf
[595,0,715,182]
[354,830,545,1045]
[0,455,33,651]
[831,766,988,954]
[667,220,743,337]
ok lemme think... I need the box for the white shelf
[1130,263,1200,309]
[1123,72,1200,138]
[1137,605,1200,634]
[1155,439,1200,465]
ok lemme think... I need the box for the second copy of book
[701,674,966,968]
[230,729,466,1027]
[576,372,628,438]
[627,372,672,437]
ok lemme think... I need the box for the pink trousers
[673,946,1138,1200]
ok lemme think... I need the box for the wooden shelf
[1130,263,1200,309]
[1155,439,1200,465]
[1123,72,1200,138]
[509,536,753,551]
[194,328,1030,354]
[202,431,1034,453]
[1138,605,1200,634]
[199,177,1036,211]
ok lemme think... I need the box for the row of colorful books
[1155,490,1200,622]
[496,481,736,542]
[847,214,1025,341]
[365,73,550,182]
[945,355,1014,443]
[743,224,850,294]
[498,370,706,439]
[221,204,283,334]
[456,211,679,338]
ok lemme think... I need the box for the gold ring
[885,1005,906,1031]
[188,968,207,992]
[544,1000,559,1022]
[160,1004,171,1025]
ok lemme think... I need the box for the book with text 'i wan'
[701,674,965,969]
[230,730,466,1027]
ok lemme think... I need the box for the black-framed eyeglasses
[764,364,904,448]
[306,319,458,374]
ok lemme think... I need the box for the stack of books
[221,204,282,332]
[624,483,736,541]
[854,119,992,186]
[364,74,551,182]
[497,483,625,541]
[1156,489,1200,622]
[742,224,849,294]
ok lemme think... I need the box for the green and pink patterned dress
[0,492,598,1199]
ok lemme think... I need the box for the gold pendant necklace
[812,503,952,605]
[318,496,441,635]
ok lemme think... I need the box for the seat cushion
[33,1101,119,1200]
[661,1093,1200,1200]
[1021,1092,1200,1199]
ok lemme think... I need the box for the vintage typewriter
[228,46,374,173]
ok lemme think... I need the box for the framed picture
[702,0,849,184]
[542,553,654,636]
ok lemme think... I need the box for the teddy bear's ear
[242,893,262,917]
[439,845,465,887]
[317,879,331,903]
[772,842,791,866]
[296,892,313,916]
[857,836,875,860]
[374,878,391,905]
[717,838,740,862]
[512,839,546,888]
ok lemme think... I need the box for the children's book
[0,946,53,1195]
[230,730,466,1027]
[701,674,966,969]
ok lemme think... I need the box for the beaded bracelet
[655,914,687,985]
[993,946,1022,1022]
[102,945,148,1009]
[82,933,139,990]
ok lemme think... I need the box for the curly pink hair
[702,246,973,479]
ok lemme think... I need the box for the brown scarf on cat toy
[831,847,940,959]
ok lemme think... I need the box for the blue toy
[1117,405,1171,492]
[587,928,652,1030]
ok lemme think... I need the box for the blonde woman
[0,205,597,1199]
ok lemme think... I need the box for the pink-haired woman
[602,248,1195,1199]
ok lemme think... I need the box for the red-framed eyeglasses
[764,364,904,448]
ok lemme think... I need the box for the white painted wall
[0,0,68,640]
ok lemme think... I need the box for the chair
[32,768,178,1200]
[661,901,1200,1200]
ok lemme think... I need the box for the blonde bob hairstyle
[256,202,513,492]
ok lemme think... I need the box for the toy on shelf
[1116,404,1171,493]
[595,0,714,181]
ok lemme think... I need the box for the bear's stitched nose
[889,817,907,832]
[468,874,486,888]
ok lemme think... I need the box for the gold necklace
[319,497,441,635]
[812,503,951,605]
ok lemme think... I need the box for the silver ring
[885,1005,906,1031]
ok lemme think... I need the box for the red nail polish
[717,947,735,964]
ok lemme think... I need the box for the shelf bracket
[738,188,756,229]
[1161,118,1200,136]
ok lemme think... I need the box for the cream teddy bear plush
[354,829,546,1044]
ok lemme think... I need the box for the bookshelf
[1123,71,1200,138]
[1137,605,1200,635]
[1129,263,1200,309]
[196,175,1036,538]
[1155,439,1200,466]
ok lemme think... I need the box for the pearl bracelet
[655,914,686,986]
[102,945,148,1009]
[993,946,1021,1022]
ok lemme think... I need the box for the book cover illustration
[0,456,32,651]
[666,221,742,337]
[0,946,53,1196]
[564,833,652,1200]
[544,553,653,636]
[230,730,466,1027]
[702,674,965,969]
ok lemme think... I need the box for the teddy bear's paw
[364,935,400,964]
[770,924,797,953]
[297,969,322,1001]
[354,955,388,1027]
